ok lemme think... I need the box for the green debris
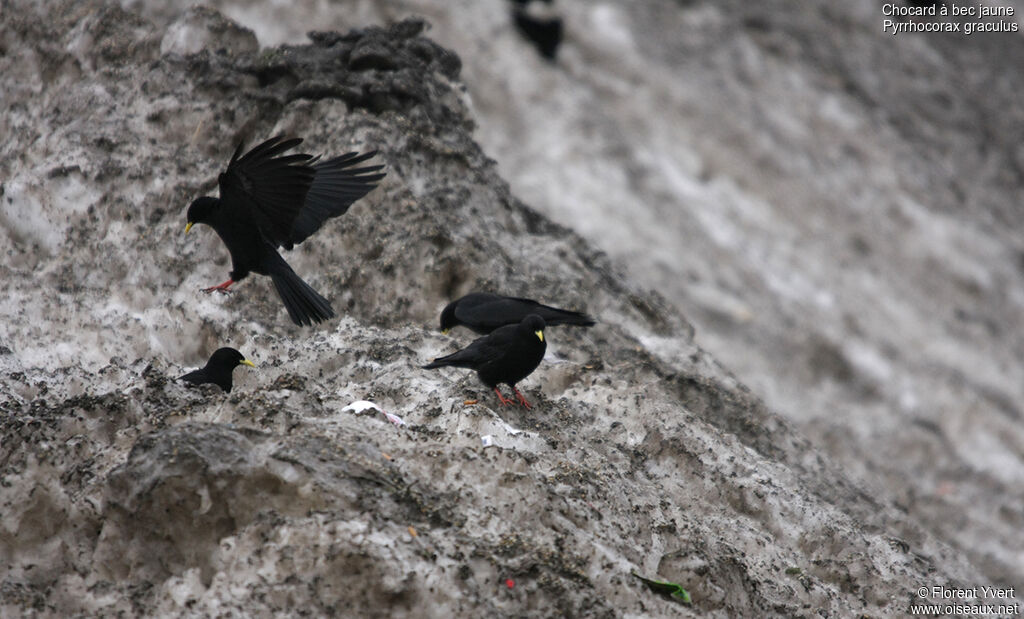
[631,572,692,604]
[784,566,802,575]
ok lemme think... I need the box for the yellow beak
[184,222,193,234]
[240,359,256,368]
[535,330,544,342]
[441,328,450,335]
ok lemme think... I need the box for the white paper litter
[341,400,405,427]
[382,411,406,427]
[341,400,381,414]
[501,422,523,436]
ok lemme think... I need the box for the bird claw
[513,387,533,409]
[201,286,233,295]
[493,388,516,407]
[202,279,235,294]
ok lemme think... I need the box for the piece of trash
[464,399,479,405]
[382,410,406,427]
[481,435,494,447]
[505,578,515,589]
[342,400,405,427]
[381,452,392,461]
[408,526,418,538]
[342,400,381,414]
[631,572,691,604]
[501,421,523,436]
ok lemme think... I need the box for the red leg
[512,386,532,409]
[493,387,515,407]
[202,279,235,294]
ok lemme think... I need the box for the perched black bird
[185,135,385,326]
[439,292,594,335]
[424,314,547,408]
[178,347,255,393]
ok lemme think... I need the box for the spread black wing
[287,151,385,248]
[217,135,316,248]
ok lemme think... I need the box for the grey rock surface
[0,0,1015,616]
[132,0,1024,589]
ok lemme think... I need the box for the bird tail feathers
[268,262,335,326]
[548,309,596,327]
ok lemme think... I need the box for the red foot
[202,279,235,294]
[493,387,515,407]
[512,387,532,409]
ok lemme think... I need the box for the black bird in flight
[439,292,594,334]
[424,314,547,408]
[179,347,255,393]
[185,135,385,325]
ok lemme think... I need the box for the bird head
[439,299,459,334]
[521,314,546,342]
[211,347,256,369]
[185,196,218,234]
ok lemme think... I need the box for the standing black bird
[185,135,385,326]
[439,292,594,335]
[424,314,547,408]
[178,347,256,393]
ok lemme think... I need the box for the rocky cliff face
[0,0,1014,616]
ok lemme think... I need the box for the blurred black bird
[424,314,547,408]
[178,347,255,393]
[510,0,563,60]
[185,135,385,326]
[439,292,594,335]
